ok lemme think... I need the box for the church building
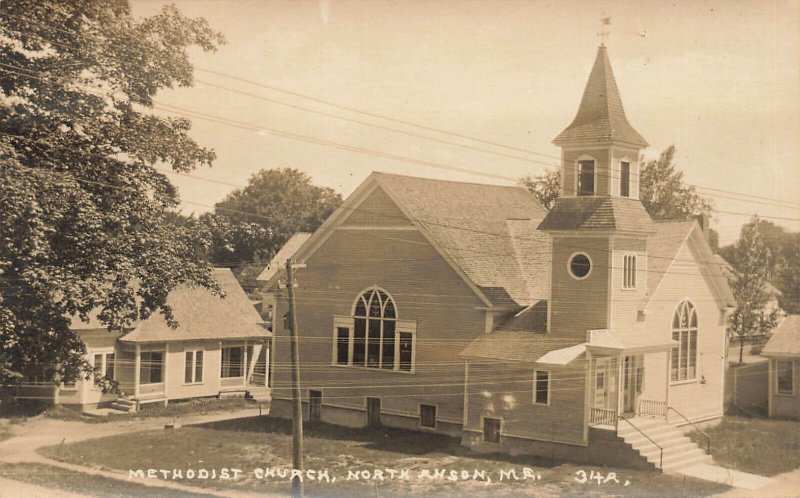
[261,45,735,472]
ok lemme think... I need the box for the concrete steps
[618,417,712,473]
[109,397,136,413]
[246,386,271,402]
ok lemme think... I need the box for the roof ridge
[372,171,528,191]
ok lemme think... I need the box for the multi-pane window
[92,352,115,386]
[420,404,436,428]
[577,160,595,196]
[221,346,244,378]
[671,301,698,382]
[620,161,631,197]
[139,351,163,384]
[623,254,637,289]
[184,350,204,384]
[334,289,415,372]
[483,417,501,443]
[534,370,550,405]
[776,361,794,395]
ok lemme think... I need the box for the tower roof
[553,46,647,148]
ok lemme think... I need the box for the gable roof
[761,315,800,357]
[256,232,312,282]
[538,196,655,233]
[374,173,551,308]
[553,46,647,148]
[645,221,736,308]
[119,268,269,343]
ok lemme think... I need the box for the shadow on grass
[193,415,563,468]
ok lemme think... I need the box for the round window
[569,253,592,279]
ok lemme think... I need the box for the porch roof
[119,269,270,344]
[460,331,556,363]
[586,329,677,355]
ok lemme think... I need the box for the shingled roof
[553,46,647,148]
[762,315,800,357]
[537,196,655,233]
[374,173,551,308]
[119,268,269,343]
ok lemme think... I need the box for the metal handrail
[619,414,663,470]
[668,406,711,454]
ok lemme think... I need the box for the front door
[309,390,322,423]
[366,397,381,427]
[623,355,643,414]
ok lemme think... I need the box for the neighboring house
[257,232,312,328]
[260,46,736,472]
[14,268,271,411]
[761,315,800,420]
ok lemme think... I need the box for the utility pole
[285,257,304,498]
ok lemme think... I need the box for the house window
[483,417,501,443]
[534,370,550,405]
[92,352,114,385]
[776,361,794,395]
[335,288,415,372]
[577,160,595,196]
[184,350,204,384]
[420,404,436,428]
[336,327,349,365]
[623,254,637,289]
[139,351,163,384]
[671,301,698,382]
[568,252,592,280]
[221,346,244,378]
[620,161,631,197]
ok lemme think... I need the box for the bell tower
[539,46,654,341]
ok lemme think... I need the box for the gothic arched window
[671,301,698,382]
[334,288,414,372]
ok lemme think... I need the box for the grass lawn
[2,397,256,424]
[41,416,729,498]
[0,462,219,498]
[689,416,800,476]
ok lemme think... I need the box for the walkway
[0,407,281,498]
[678,463,774,491]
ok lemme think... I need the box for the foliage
[726,217,782,363]
[213,168,342,262]
[519,168,560,210]
[0,1,224,386]
[720,218,799,314]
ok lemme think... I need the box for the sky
[132,0,800,245]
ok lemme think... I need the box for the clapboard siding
[769,358,800,419]
[271,210,487,425]
[340,185,413,226]
[561,147,611,197]
[550,236,610,340]
[609,237,647,334]
[646,242,725,421]
[465,360,586,445]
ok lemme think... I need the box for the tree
[639,145,713,221]
[213,168,342,262]
[519,168,560,210]
[727,217,782,363]
[1,2,225,387]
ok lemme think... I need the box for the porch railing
[220,376,245,388]
[619,414,663,470]
[638,398,667,417]
[668,406,711,454]
[589,407,617,426]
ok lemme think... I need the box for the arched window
[333,288,414,372]
[671,301,698,382]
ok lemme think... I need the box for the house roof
[762,315,800,357]
[372,173,551,308]
[256,232,312,282]
[538,196,655,233]
[119,268,269,343]
[553,46,648,148]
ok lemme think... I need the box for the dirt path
[0,407,282,498]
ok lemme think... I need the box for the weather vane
[597,16,611,46]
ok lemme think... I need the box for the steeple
[553,46,647,148]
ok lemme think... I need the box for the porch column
[264,342,270,387]
[616,355,624,418]
[164,343,169,400]
[134,344,141,398]
[242,340,248,386]
[664,351,671,421]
